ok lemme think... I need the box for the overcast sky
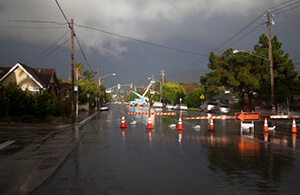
[0,0,299,88]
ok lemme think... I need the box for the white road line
[0,141,16,150]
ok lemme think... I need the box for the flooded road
[33,104,300,194]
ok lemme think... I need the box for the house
[0,62,60,94]
[211,93,240,109]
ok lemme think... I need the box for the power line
[25,37,71,64]
[275,4,300,14]
[0,19,67,25]
[272,0,300,12]
[75,24,207,57]
[54,0,92,72]
[269,0,294,10]
[25,30,70,64]
[0,26,66,29]
[74,35,93,72]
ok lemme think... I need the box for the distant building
[0,62,60,93]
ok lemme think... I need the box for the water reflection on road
[34,104,300,194]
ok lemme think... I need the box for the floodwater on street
[32,104,300,194]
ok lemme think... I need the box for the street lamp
[97,73,116,107]
[233,49,275,113]
[99,73,116,85]
[233,49,269,61]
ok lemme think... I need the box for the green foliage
[34,90,59,119]
[162,82,186,104]
[76,77,97,105]
[186,88,206,108]
[201,34,298,108]
[0,82,63,122]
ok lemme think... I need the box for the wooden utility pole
[71,19,75,116]
[97,68,99,110]
[161,69,165,85]
[161,69,165,103]
[267,10,275,114]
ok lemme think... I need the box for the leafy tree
[253,34,298,104]
[162,82,186,104]
[186,87,206,108]
[180,82,200,94]
[75,62,84,80]
[83,71,96,81]
[99,85,109,104]
[200,34,297,111]
[75,79,97,105]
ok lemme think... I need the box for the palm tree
[74,62,84,80]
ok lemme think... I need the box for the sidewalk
[0,111,98,194]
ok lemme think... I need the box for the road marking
[0,141,16,150]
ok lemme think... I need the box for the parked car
[99,104,109,111]
[166,104,174,109]
[179,104,188,110]
[200,101,219,112]
[173,104,180,110]
[211,104,230,114]
[153,101,163,108]
[173,104,188,110]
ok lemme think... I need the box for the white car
[166,104,174,109]
[99,104,109,111]
[179,104,188,110]
[153,101,163,108]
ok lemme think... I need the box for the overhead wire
[0,19,67,25]
[25,37,71,64]
[54,0,93,72]
[272,0,300,12]
[169,0,300,75]
[25,29,70,64]
[75,24,207,57]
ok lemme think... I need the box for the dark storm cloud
[0,0,299,85]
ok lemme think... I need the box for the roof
[0,62,56,89]
[212,93,239,102]
[0,67,10,79]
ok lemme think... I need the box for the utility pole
[71,19,75,117]
[152,75,154,92]
[161,69,165,85]
[161,69,165,103]
[267,10,275,114]
[97,68,99,110]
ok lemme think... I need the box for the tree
[162,82,186,104]
[82,71,96,80]
[254,34,298,104]
[74,62,84,80]
[200,34,297,111]
[186,87,206,108]
[76,71,97,105]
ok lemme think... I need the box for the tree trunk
[243,83,250,112]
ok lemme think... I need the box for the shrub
[20,115,37,123]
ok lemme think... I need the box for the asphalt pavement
[0,111,98,194]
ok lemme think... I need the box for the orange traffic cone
[209,119,214,131]
[146,115,153,129]
[120,115,127,128]
[263,118,268,131]
[292,119,297,133]
[177,116,184,130]
[264,132,269,142]
[178,129,183,143]
[292,133,297,148]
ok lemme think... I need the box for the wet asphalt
[0,112,98,194]
[1,105,300,194]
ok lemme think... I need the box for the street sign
[235,112,261,122]
[200,95,205,99]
